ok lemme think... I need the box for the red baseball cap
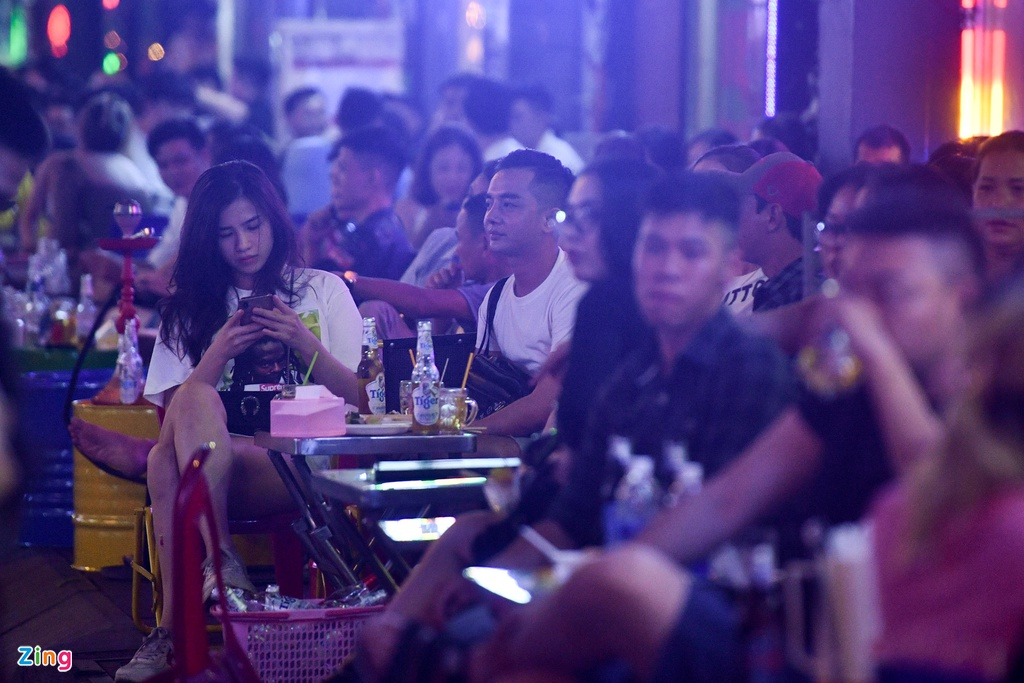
[731,152,823,219]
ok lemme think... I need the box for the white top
[475,249,587,377]
[484,136,526,162]
[145,269,361,406]
[535,130,585,174]
[146,196,186,269]
[722,268,768,317]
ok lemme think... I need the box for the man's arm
[350,276,474,321]
[637,407,823,564]
[474,372,560,437]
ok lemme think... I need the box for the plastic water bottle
[76,274,98,346]
[24,275,49,346]
[118,318,144,404]
[264,584,282,610]
[604,455,662,545]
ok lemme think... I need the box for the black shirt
[548,308,796,547]
[795,385,895,526]
[312,208,415,280]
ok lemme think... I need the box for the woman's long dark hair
[580,157,660,282]
[159,160,299,366]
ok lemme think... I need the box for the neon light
[962,0,976,7]
[959,28,974,138]
[764,0,779,117]
[47,5,71,58]
[10,7,28,65]
[990,29,1005,134]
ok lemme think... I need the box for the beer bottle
[356,317,386,414]
[410,320,440,433]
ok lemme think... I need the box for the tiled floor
[0,546,278,682]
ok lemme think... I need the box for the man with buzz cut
[471,149,587,441]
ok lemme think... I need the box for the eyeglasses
[558,203,602,237]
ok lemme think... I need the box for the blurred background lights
[147,43,165,61]
[102,51,121,75]
[102,0,120,9]
[103,31,121,49]
[466,35,483,65]
[46,4,71,58]
[465,1,486,29]
[9,6,28,65]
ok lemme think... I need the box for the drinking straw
[408,349,416,366]
[460,352,475,389]
[441,358,450,385]
[302,351,319,385]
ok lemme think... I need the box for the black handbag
[467,277,533,417]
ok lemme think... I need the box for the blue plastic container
[17,368,113,547]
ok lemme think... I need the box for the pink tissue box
[270,385,347,437]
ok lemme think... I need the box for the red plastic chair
[148,445,260,682]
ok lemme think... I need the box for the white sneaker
[115,627,173,682]
[202,548,257,603]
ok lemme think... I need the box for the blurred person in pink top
[871,277,1024,683]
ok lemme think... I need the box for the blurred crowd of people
[2,37,1024,683]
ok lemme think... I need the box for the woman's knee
[166,381,226,421]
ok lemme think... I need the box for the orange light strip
[960,28,975,138]
[990,29,1005,133]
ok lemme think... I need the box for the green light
[9,7,27,65]
[102,51,119,75]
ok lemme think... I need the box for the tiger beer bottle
[410,320,440,433]
[357,317,386,414]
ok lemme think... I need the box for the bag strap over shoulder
[478,277,510,356]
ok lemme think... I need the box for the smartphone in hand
[239,294,274,325]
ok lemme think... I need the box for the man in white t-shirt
[474,149,586,438]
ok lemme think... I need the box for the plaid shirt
[752,257,818,312]
[549,308,796,547]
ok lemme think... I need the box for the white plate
[345,423,410,436]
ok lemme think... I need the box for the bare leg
[147,381,295,629]
[471,545,692,681]
[69,417,154,480]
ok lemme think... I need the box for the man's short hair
[330,124,408,192]
[337,87,382,132]
[816,163,875,222]
[494,149,574,210]
[462,193,488,236]
[140,70,196,111]
[464,78,513,137]
[847,165,983,282]
[512,84,553,114]
[282,87,323,117]
[645,171,740,243]
[79,91,133,153]
[147,117,206,158]
[0,68,49,161]
[232,55,271,91]
[855,124,911,163]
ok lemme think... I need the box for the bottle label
[366,372,386,415]
[412,383,439,425]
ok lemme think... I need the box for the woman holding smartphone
[116,160,361,682]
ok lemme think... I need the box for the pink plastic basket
[214,603,383,683]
